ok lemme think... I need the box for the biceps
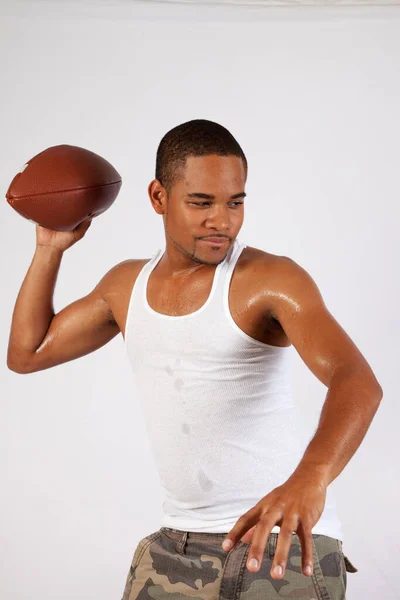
[280,304,368,386]
[28,294,120,372]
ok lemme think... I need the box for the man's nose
[205,206,230,230]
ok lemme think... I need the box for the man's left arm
[271,257,383,487]
[222,256,383,578]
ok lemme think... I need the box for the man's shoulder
[97,257,151,296]
[239,245,323,318]
[240,244,299,273]
[239,245,313,299]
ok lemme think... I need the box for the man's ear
[148,179,167,215]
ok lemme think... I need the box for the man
[7,119,382,599]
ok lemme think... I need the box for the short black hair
[155,119,248,194]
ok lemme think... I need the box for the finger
[240,525,257,544]
[222,507,260,551]
[272,520,299,579]
[295,521,314,577]
[246,519,274,573]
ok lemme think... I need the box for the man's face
[152,154,247,266]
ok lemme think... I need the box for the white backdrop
[0,2,398,599]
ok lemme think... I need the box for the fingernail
[248,558,258,569]
[273,565,283,576]
[305,565,313,576]
[222,539,233,551]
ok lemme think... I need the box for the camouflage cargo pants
[121,526,358,599]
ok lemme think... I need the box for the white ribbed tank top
[124,238,344,541]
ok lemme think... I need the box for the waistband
[160,526,276,557]
[159,526,339,559]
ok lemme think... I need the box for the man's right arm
[7,221,120,374]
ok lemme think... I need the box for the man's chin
[191,249,229,266]
[170,236,231,266]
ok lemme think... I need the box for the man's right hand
[35,216,93,252]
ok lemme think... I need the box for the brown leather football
[5,144,122,231]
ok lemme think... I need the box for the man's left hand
[221,471,328,579]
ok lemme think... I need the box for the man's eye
[189,202,244,207]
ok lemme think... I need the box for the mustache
[198,235,230,240]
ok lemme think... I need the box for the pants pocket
[338,540,359,573]
[337,539,358,595]
[343,554,358,573]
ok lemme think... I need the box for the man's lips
[200,237,229,244]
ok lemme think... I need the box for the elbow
[7,359,30,374]
[367,376,383,403]
[7,361,28,374]
[334,364,383,402]
[367,378,383,404]
[368,371,383,401]
[7,351,33,374]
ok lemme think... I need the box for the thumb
[80,216,93,230]
[74,217,93,238]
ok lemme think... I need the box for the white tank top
[124,238,344,541]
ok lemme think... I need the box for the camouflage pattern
[121,526,358,600]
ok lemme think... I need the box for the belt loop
[311,535,332,600]
[176,530,188,555]
[268,532,278,560]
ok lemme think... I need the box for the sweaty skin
[7,153,382,581]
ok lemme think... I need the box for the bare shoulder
[94,258,151,333]
[239,245,299,274]
[97,258,150,294]
[238,245,322,316]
